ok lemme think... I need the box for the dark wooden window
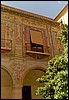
[31,43,43,53]
[30,30,44,53]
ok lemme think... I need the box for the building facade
[54,4,68,25]
[1,4,63,99]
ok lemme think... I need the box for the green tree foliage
[36,24,68,99]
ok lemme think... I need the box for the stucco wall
[58,11,68,25]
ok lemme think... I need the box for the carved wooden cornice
[1,4,59,25]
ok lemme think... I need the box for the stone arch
[21,66,46,83]
[1,65,13,82]
[21,66,46,99]
[1,66,13,99]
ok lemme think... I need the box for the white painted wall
[58,11,68,25]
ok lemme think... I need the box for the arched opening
[1,68,13,99]
[22,68,46,99]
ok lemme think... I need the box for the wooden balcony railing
[1,39,12,50]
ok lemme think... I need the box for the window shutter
[30,30,43,45]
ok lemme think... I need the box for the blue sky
[1,1,68,19]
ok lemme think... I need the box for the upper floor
[1,4,63,60]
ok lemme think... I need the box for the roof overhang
[1,4,59,25]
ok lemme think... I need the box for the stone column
[12,84,23,99]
